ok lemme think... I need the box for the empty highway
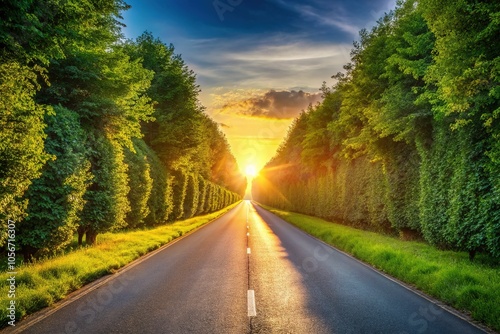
[8,201,486,334]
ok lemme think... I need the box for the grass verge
[260,204,500,332]
[0,202,240,328]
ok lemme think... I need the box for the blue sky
[122,0,396,89]
[121,0,397,170]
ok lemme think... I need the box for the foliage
[183,173,198,219]
[0,1,243,253]
[123,34,246,196]
[19,106,90,259]
[0,0,129,65]
[197,176,208,215]
[171,170,188,220]
[0,63,49,246]
[124,139,153,228]
[253,0,500,259]
[37,46,155,150]
[80,133,130,244]
[123,32,204,171]
[141,140,173,226]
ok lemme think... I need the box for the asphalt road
[11,201,486,334]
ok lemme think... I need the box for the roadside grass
[0,202,240,328]
[261,205,500,332]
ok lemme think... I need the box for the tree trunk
[469,249,477,262]
[85,229,98,245]
[77,226,86,246]
[22,245,37,263]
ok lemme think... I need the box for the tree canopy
[0,0,245,260]
[253,0,500,260]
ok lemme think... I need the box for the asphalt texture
[10,201,486,334]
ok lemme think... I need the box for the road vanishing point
[7,201,487,334]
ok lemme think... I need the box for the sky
[121,0,397,173]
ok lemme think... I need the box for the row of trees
[0,0,245,260]
[253,0,500,260]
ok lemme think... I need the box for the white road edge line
[247,290,257,317]
[247,247,251,254]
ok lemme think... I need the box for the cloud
[183,36,353,92]
[269,0,360,37]
[298,6,360,36]
[124,0,398,94]
[216,89,323,119]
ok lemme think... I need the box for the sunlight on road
[246,202,329,331]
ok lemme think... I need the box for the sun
[245,164,258,178]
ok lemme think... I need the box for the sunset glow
[245,164,258,178]
[122,0,398,173]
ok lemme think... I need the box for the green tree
[38,44,154,245]
[79,133,129,245]
[142,141,173,225]
[420,0,500,258]
[375,0,433,235]
[19,106,90,260]
[125,139,153,228]
[0,63,49,246]
[124,32,203,171]
[183,173,199,219]
[253,0,500,261]
[171,170,188,220]
[197,176,208,215]
[0,0,132,247]
[0,0,129,65]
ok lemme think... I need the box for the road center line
[247,247,251,254]
[247,290,257,316]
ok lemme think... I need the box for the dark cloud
[220,90,323,119]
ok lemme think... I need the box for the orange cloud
[217,89,323,119]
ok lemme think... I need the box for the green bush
[125,139,153,228]
[19,106,90,259]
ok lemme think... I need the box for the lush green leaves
[80,132,130,237]
[0,63,49,246]
[253,0,500,259]
[19,106,90,257]
[124,139,153,228]
[0,0,128,64]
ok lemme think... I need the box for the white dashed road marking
[247,290,257,316]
